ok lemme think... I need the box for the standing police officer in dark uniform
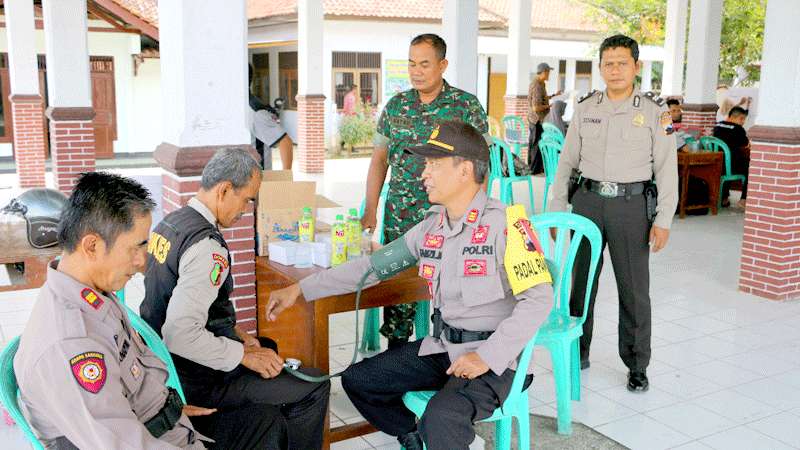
[550,35,678,392]
[141,148,329,449]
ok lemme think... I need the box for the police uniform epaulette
[578,90,599,104]
[643,91,665,107]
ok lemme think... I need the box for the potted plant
[339,104,377,154]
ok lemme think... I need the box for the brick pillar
[738,127,800,300]
[296,94,326,174]
[46,107,96,195]
[155,144,260,334]
[504,95,530,161]
[10,95,46,187]
[681,103,718,135]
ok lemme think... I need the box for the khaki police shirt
[14,262,205,449]
[160,197,243,372]
[550,88,679,230]
[299,190,553,376]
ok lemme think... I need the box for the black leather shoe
[627,370,649,392]
[580,358,590,370]
[397,430,423,450]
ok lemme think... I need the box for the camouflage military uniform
[374,80,488,341]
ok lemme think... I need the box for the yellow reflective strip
[427,139,455,151]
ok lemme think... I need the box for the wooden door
[488,73,507,124]
[90,57,117,159]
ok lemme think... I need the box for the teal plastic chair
[538,139,562,212]
[501,115,528,157]
[121,303,186,403]
[532,212,602,435]
[0,336,45,450]
[358,184,429,353]
[488,137,536,214]
[541,123,565,145]
[402,212,602,446]
[700,136,746,208]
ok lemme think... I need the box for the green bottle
[298,207,314,243]
[331,214,347,266]
[347,208,362,260]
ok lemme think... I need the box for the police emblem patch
[466,209,479,224]
[463,259,487,276]
[471,225,489,244]
[210,261,225,286]
[70,352,106,394]
[421,264,436,280]
[212,253,229,269]
[424,234,444,249]
[80,288,104,310]
[632,113,645,127]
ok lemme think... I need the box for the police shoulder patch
[210,256,226,287]
[80,288,104,310]
[578,90,598,104]
[70,352,107,394]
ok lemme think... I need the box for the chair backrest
[358,183,389,245]
[538,139,562,183]
[541,122,565,142]
[0,337,45,450]
[487,116,503,139]
[531,212,602,322]
[502,115,528,145]
[700,136,734,176]
[489,137,517,178]
[122,304,187,403]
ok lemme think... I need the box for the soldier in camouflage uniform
[361,33,489,347]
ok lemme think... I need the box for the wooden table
[677,151,724,218]
[255,257,428,448]
[0,246,60,292]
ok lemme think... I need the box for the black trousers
[569,188,652,371]
[527,122,544,174]
[341,340,531,450]
[185,337,330,450]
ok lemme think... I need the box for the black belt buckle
[144,387,184,438]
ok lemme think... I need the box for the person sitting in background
[713,106,751,208]
[544,100,567,136]
[666,99,684,131]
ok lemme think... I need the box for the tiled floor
[2,162,800,449]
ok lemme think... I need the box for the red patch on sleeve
[80,288,103,310]
[471,225,490,244]
[421,264,436,280]
[212,253,229,269]
[463,259,487,276]
[70,352,107,394]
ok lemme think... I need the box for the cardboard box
[256,170,339,256]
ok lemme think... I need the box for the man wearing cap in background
[267,120,554,450]
[527,62,563,174]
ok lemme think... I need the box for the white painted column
[641,60,653,92]
[159,0,249,147]
[548,59,560,92]
[5,0,40,96]
[477,54,490,111]
[298,0,324,96]
[591,58,605,91]
[684,0,723,104]
[754,0,800,127]
[269,50,280,104]
[662,0,688,96]
[41,0,91,107]
[505,0,532,97]
[442,0,479,94]
[565,59,577,94]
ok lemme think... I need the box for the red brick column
[504,95,530,161]
[46,107,96,194]
[681,103,718,135]
[296,94,326,174]
[155,144,260,334]
[738,126,800,301]
[10,95,46,188]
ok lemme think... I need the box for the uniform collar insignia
[80,288,104,310]
[633,95,641,108]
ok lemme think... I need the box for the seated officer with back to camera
[140,148,329,450]
[267,120,555,450]
[14,173,214,448]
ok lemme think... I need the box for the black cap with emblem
[409,120,489,161]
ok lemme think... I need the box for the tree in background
[584,0,766,86]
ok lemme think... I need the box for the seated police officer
[267,121,554,450]
[14,172,213,448]
[140,148,329,450]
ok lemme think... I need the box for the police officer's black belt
[585,179,647,198]
[443,322,494,343]
[144,387,184,438]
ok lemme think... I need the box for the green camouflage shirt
[375,80,489,242]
